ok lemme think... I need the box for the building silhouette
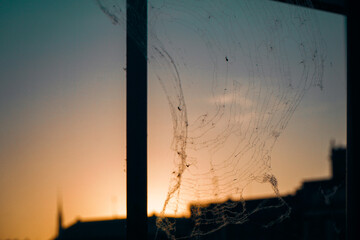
[54,146,345,240]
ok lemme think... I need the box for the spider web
[97,0,326,239]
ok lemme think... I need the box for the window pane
[147,0,346,239]
[0,1,126,239]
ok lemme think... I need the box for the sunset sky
[0,0,346,239]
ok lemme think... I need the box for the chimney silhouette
[330,143,346,181]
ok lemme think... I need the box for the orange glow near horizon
[0,72,345,240]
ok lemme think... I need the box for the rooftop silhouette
[53,145,346,240]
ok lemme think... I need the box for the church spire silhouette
[57,190,63,238]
